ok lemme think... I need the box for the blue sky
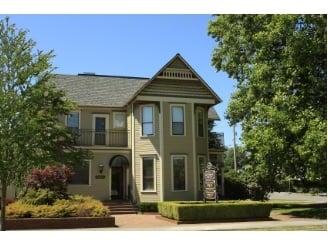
[3,14,241,147]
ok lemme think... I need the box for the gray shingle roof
[208,107,220,121]
[51,74,149,107]
[51,74,220,120]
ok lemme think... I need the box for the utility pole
[233,124,237,171]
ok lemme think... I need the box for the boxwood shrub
[139,202,158,213]
[158,201,272,221]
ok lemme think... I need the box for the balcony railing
[71,129,129,147]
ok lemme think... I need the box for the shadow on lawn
[282,208,327,220]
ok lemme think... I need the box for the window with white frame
[70,160,90,185]
[67,112,79,130]
[141,105,154,136]
[113,112,126,129]
[198,156,206,190]
[172,155,187,191]
[197,108,205,137]
[171,105,185,135]
[141,157,156,191]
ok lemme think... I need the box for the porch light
[98,164,104,174]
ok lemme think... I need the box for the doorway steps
[103,200,139,215]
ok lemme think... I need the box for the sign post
[203,162,218,203]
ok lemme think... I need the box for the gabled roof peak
[128,53,222,104]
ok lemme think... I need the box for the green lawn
[273,207,327,220]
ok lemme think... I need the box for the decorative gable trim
[126,53,222,106]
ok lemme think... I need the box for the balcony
[72,129,129,148]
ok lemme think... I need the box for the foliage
[18,188,57,206]
[208,120,225,150]
[223,168,269,200]
[139,202,158,213]
[224,146,247,170]
[6,195,110,218]
[241,166,270,200]
[208,15,327,190]
[158,201,272,221]
[223,170,249,199]
[0,17,90,230]
[25,165,73,199]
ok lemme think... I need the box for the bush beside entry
[158,201,272,221]
[139,202,158,213]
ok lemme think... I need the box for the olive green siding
[139,78,214,99]
[67,151,131,201]
[162,102,196,200]
[133,102,161,202]
[195,105,209,199]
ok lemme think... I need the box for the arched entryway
[109,155,129,200]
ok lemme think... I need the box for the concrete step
[103,200,139,215]
[104,203,135,207]
[109,207,138,211]
[110,210,138,215]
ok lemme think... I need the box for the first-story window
[141,105,154,136]
[70,160,91,185]
[198,156,206,190]
[172,155,187,191]
[142,157,156,191]
[67,112,80,130]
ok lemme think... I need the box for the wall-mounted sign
[95,175,106,179]
[203,162,218,202]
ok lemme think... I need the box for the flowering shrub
[6,195,110,218]
[25,165,73,199]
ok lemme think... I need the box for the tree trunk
[1,179,7,231]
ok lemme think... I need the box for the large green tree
[208,15,326,189]
[0,18,89,230]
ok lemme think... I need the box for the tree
[0,17,89,230]
[208,15,326,190]
[208,120,225,150]
[224,146,247,170]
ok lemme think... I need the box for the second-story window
[141,105,154,136]
[113,112,126,129]
[171,105,185,135]
[67,112,79,130]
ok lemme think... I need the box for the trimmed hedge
[139,202,158,213]
[158,201,272,221]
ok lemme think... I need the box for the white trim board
[136,95,215,104]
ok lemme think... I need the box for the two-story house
[53,53,222,204]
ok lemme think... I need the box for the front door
[111,166,124,200]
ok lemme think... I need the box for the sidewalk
[77,213,327,231]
